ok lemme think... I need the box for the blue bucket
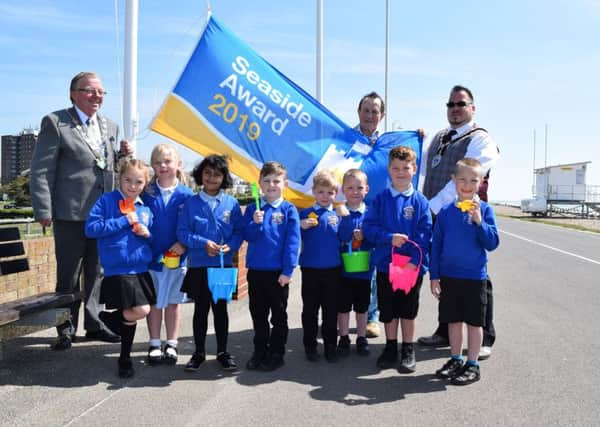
[207,250,238,304]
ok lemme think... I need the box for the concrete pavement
[2,216,600,426]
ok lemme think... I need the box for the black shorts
[438,276,487,327]
[100,272,156,310]
[376,271,423,322]
[338,277,370,313]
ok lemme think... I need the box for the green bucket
[341,245,370,273]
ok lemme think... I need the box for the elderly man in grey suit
[30,71,129,350]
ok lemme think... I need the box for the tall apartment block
[1,129,37,185]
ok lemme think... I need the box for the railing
[533,185,600,202]
[0,218,47,238]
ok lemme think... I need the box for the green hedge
[0,208,34,218]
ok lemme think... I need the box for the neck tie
[85,117,102,150]
[441,129,457,144]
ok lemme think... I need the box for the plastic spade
[118,197,140,232]
[251,182,260,209]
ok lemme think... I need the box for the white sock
[150,338,161,348]
[166,339,178,348]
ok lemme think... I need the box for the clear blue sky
[2,0,599,201]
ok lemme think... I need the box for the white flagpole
[384,0,390,132]
[124,0,139,155]
[316,0,323,102]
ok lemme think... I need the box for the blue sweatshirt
[242,198,300,277]
[142,181,194,271]
[176,191,243,268]
[362,187,432,274]
[430,200,499,280]
[299,205,342,269]
[338,204,375,279]
[85,190,153,276]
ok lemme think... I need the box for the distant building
[1,128,38,185]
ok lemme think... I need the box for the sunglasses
[446,101,472,108]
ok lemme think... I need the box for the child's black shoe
[356,336,370,356]
[376,347,398,369]
[398,343,416,373]
[118,357,134,378]
[246,352,265,370]
[184,353,205,372]
[217,352,238,371]
[163,344,178,365]
[436,358,464,379]
[147,345,163,366]
[451,363,480,386]
[261,353,285,371]
[336,335,351,357]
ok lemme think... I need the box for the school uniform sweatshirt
[85,190,153,276]
[337,204,375,280]
[299,205,342,269]
[242,198,300,277]
[429,200,499,280]
[142,181,194,271]
[362,186,432,274]
[176,192,243,268]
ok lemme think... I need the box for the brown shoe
[366,322,380,338]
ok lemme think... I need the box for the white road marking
[63,387,125,427]
[500,230,600,265]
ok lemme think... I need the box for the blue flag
[151,15,422,207]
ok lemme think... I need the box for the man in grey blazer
[30,71,129,350]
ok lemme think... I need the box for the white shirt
[419,121,499,214]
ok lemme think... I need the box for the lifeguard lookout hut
[521,161,600,217]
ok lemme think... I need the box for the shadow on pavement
[1,326,451,402]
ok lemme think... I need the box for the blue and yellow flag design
[151,16,422,207]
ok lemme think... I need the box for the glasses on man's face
[446,101,471,108]
[77,88,107,96]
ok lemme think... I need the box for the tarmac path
[1,216,599,426]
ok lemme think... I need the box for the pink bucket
[388,240,422,295]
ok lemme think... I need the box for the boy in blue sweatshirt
[336,169,374,357]
[431,158,499,386]
[242,161,301,371]
[363,146,432,374]
[299,169,342,363]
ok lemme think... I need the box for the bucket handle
[391,240,423,271]
[347,242,354,255]
[219,248,225,269]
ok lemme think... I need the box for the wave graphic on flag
[151,15,422,207]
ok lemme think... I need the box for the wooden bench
[0,226,81,358]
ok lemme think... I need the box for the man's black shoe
[436,358,464,379]
[261,353,284,371]
[417,334,449,347]
[305,348,319,362]
[51,335,72,351]
[85,329,121,343]
[398,343,416,373]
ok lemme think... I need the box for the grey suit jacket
[30,107,119,222]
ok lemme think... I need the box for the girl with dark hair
[177,154,243,371]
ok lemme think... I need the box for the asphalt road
[1,216,599,426]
